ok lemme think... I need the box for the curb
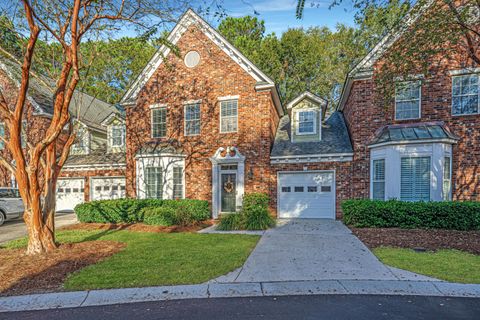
[1,280,480,313]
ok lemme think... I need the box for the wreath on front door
[223,176,234,193]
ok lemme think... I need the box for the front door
[220,173,236,213]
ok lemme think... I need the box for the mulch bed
[60,221,214,233]
[350,227,480,255]
[0,241,125,297]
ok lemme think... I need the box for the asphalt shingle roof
[271,111,353,157]
[64,144,126,166]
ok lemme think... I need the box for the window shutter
[401,157,430,201]
[372,159,385,200]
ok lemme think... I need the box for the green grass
[3,229,259,290]
[373,247,480,284]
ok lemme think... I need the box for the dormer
[101,113,126,153]
[70,121,90,155]
[287,92,327,143]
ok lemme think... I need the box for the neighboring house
[0,48,126,211]
[337,6,479,204]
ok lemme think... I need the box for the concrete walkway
[218,219,435,283]
[0,212,78,245]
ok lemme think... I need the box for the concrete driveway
[222,219,434,283]
[0,212,77,245]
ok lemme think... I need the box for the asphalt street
[2,295,478,320]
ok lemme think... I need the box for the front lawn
[2,229,259,293]
[374,247,480,284]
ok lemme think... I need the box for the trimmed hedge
[217,193,275,231]
[342,199,480,230]
[143,207,177,226]
[74,198,210,225]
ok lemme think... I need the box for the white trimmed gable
[120,9,282,115]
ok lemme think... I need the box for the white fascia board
[287,91,327,109]
[120,9,275,105]
[368,138,458,149]
[270,154,353,164]
[62,163,126,171]
[449,68,480,76]
[135,152,186,159]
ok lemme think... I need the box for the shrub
[142,207,177,226]
[342,199,480,230]
[217,193,275,231]
[74,198,210,225]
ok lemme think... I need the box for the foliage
[75,198,209,225]
[2,229,260,289]
[374,247,480,284]
[342,199,480,230]
[218,193,275,231]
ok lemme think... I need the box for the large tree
[0,0,192,254]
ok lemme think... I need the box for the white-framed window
[111,125,125,147]
[151,107,167,138]
[145,167,163,199]
[173,166,184,199]
[443,156,452,201]
[184,103,201,136]
[395,81,421,120]
[400,157,431,201]
[452,74,479,115]
[0,122,5,150]
[220,100,238,133]
[296,110,316,135]
[372,159,385,200]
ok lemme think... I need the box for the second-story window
[111,125,125,147]
[297,110,316,135]
[220,100,238,133]
[184,103,201,136]
[151,107,167,138]
[395,81,421,120]
[452,74,479,115]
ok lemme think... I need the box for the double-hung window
[400,157,431,201]
[172,166,184,199]
[395,81,421,120]
[185,103,201,136]
[220,100,238,133]
[297,110,316,134]
[443,157,452,201]
[145,167,163,199]
[111,125,125,147]
[372,159,385,200]
[151,106,167,138]
[452,74,479,115]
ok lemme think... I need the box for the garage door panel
[91,177,126,201]
[57,179,84,211]
[279,172,335,219]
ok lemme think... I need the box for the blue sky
[214,0,358,34]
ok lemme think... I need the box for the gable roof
[0,47,122,132]
[337,0,434,111]
[286,91,327,109]
[120,9,283,115]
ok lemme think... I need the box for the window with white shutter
[443,157,452,201]
[372,159,385,200]
[400,157,431,201]
[145,167,163,199]
[173,166,184,199]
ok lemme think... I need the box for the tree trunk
[24,205,57,255]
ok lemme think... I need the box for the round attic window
[184,51,200,68]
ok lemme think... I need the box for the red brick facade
[125,25,280,210]
[342,61,480,201]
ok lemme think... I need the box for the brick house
[0,48,127,211]
[337,5,480,204]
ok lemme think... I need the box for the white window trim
[394,80,422,121]
[219,99,238,134]
[443,156,452,201]
[110,125,125,147]
[172,165,185,200]
[151,106,167,138]
[149,103,168,109]
[218,95,239,101]
[371,159,386,200]
[295,109,317,135]
[451,74,480,117]
[184,103,201,136]
[399,156,432,202]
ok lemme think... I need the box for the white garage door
[57,178,84,211]
[91,177,126,201]
[278,171,335,219]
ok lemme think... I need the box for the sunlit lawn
[374,247,480,284]
[4,229,259,290]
